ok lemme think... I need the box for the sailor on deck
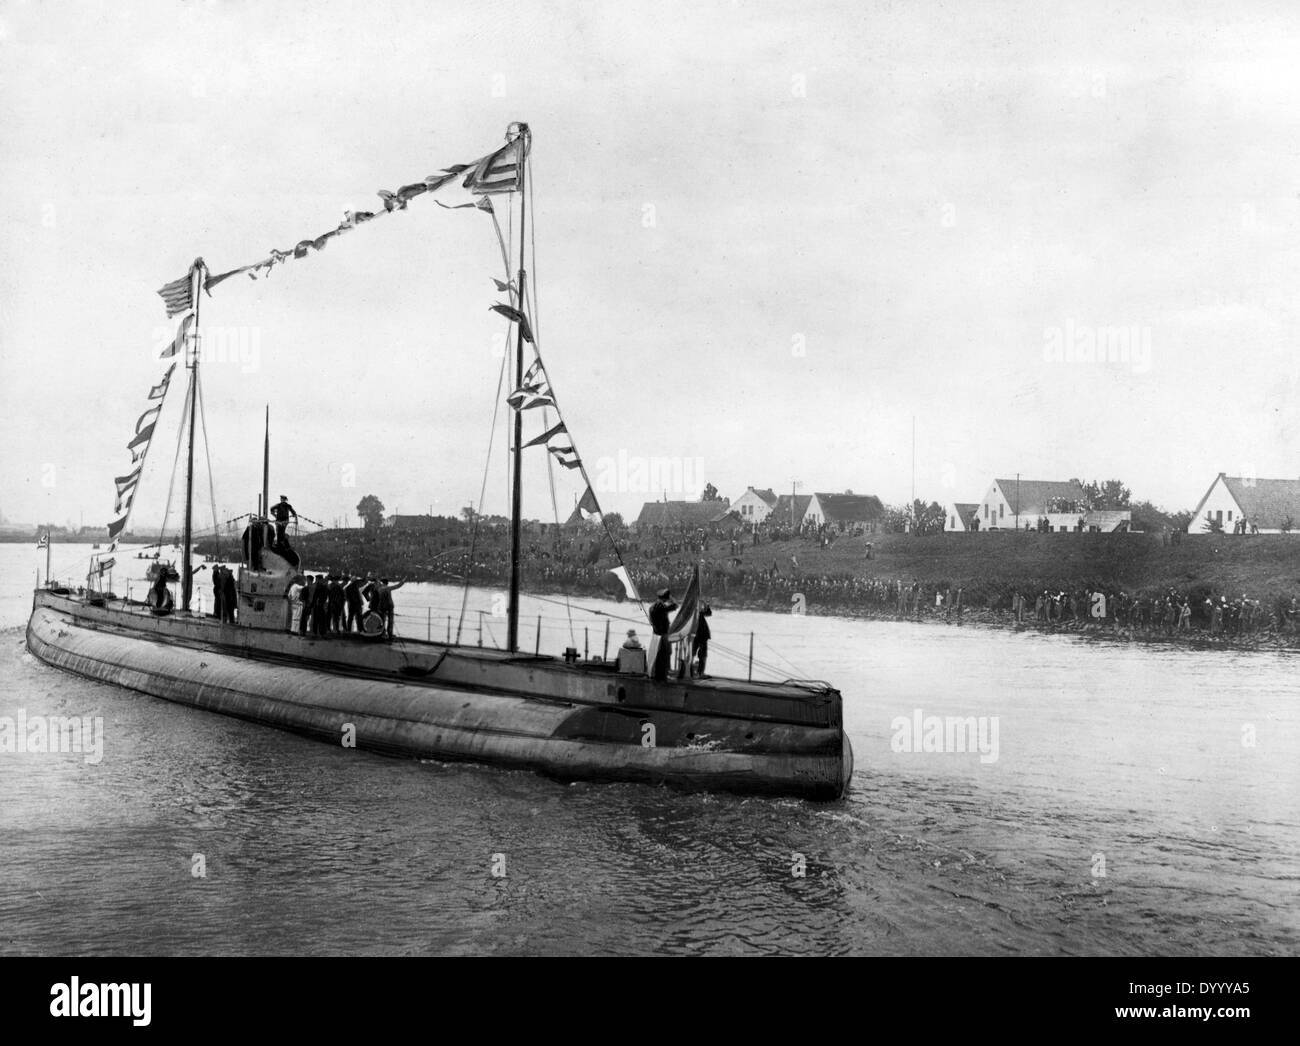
[648,587,677,682]
[693,603,712,679]
[271,495,297,545]
[367,577,407,640]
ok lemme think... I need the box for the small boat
[27,124,852,800]
[145,560,180,584]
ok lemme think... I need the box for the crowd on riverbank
[198,523,1300,649]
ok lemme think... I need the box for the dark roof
[634,501,727,528]
[1216,476,1300,529]
[770,494,812,524]
[710,509,747,529]
[952,502,979,524]
[813,492,884,523]
[993,478,1086,515]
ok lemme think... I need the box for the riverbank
[195,527,1300,651]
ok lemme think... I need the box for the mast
[45,524,51,587]
[507,122,530,653]
[181,258,204,611]
[262,405,270,521]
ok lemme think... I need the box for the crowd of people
[194,508,1299,646]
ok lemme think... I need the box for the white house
[804,492,885,532]
[731,486,778,524]
[1189,474,1300,533]
[945,502,979,532]
[973,478,1088,532]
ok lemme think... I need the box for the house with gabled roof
[770,493,813,529]
[731,486,778,524]
[1190,474,1300,533]
[945,502,980,532]
[975,477,1087,531]
[634,500,731,531]
[805,492,885,532]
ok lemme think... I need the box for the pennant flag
[36,533,47,549]
[507,354,555,410]
[666,564,701,643]
[107,358,178,549]
[548,445,582,469]
[200,147,501,293]
[490,303,534,343]
[464,137,524,195]
[148,363,177,400]
[157,271,195,317]
[158,315,193,360]
[506,384,555,411]
[523,421,566,449]
[577,486,601,517]
[97,557,116,574]
[127,422,157,462]
[608,565,638,602]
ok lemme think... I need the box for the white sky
[2,0,1298,533]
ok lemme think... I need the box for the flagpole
[46,524,51,587]
[507,123,530,654]
[181,258,204,612]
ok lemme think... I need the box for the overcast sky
[2,0,1298,534]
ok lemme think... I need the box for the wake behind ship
[25,123,853,800]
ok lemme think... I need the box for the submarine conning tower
[236,517,302,630]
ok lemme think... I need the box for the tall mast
[181,258,203,611]
[507,122,530,653]
[262,405,270,521]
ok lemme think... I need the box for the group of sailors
[287,573,406,640]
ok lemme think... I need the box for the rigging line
[456,185,519,645]
[540,404,576,647]
[527,150,539,343]
[195,368,221,557]
[457,296,511,646]
[757,635,810,680]
[158,374,194,550]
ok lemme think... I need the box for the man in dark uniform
[311,574,331,637]
[211,565,224,620]
[327,575,345,632]
[221,566,238,623]
[693,603,712,679]
[370,577,406,640]
[298,575,315,636]
[648,587,677,682]
[271,495,297,546]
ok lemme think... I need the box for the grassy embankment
[201,528,1300,608]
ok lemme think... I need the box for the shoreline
[486,578,1300,655]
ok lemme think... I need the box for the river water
[1,544,1296,955]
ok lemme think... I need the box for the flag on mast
[607,565,637,601]
[666,565,701,644]
[157,271,195,318]
[36,533,48,550]
[464,137,525,195]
